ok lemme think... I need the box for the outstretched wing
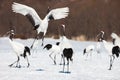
[12,2,42,29]
[46,7,69,21]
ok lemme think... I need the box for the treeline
[0,0,120,40]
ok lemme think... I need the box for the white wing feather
[46,7,69,20]
[111,33,120,46]
[12,2,41,26]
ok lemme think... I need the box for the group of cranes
[9,2,73,72]
[5,2,120,72]
[84,31,120,70]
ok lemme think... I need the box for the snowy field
[0,37,120,80]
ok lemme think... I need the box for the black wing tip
[49,14,54,20]
[33,25,39,30]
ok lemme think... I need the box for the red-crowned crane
[8,30,31,68]
[43,42,61,65]
[12,2,69,47]
[59,24,73,73]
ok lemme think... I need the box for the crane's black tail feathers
[21,46,31,58]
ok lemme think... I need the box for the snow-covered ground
[0,37,120,80]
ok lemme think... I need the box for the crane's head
[101,31,104,35]
[9,30,15,40]
[47,6,50,14]
[61,24,65,28]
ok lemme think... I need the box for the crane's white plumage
[59,36,72,51]
[111,33,120,46]
[85,45,95,53]
[83,45,95,59]
[59,24,73,72]
[98,31,118,70]
[12,2,69,47]
[85,45,95,52]
[12,2,41,26]
[46,7,69,20]
[59,24,72,51]
[103,33,120,70]
[8,31,25,54]
[12,2,69,35]
[111,33,118,39]
[49,45,61,53]
[43,42,61,64]
[9,37,31,67]
[102,40,113,55]
[8,30,31,67]
[9,39,25,54]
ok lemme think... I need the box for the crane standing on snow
[8,30,31,68]
[59,24,73,73]
[98,31,120,70]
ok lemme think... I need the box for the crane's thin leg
[9,60,17,67]
[49,52,56,65]
[109,55,115,70]
[16,56,21,68]
[90,51,93,60]
[9,56,20,68]
[26,56,30,68]
[90,51,92,57]
[85,52,89,60]
[60,54,63,65]
[63,56,65,72]
[54,55,56,65]
[30,38,37,49]
[109,56,112,70]
[67,59,69,72]
[41,36,45,46]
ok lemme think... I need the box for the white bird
[8,30,31,68]
[12,2,69,46]
[59,24,73,73]
[102,40,114,55]
[83,45,95,59]
[43,42,61,65]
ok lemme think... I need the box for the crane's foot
[8,64,13,67]
[108,68,111,70]
[15,65,21,68]
[27,63,30,68]
[54,61,56,65]
[41,43,44,46]
[59,63,63,65]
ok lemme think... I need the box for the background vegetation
[0,0,120,40]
